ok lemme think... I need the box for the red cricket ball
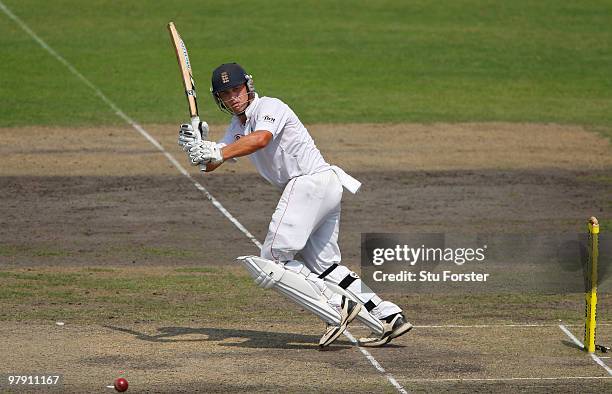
[114,377,129,392]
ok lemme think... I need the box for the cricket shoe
[319,296,362,348]
[358,313,412,347]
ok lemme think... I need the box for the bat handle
[190,115,209,140]
[186,115,206,172]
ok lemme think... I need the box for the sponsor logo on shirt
[263,115,276,123]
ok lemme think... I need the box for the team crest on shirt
[263,115,276,123]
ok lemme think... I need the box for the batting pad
[237,256,342,325]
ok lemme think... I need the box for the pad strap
[364,299,377,312]
[318,263,339,279]
[338,274,357,289]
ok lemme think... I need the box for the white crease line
[559,324,612,376]
[0,3,405,393]
[415,324,552,328]
[415,323,612,328]
[343,331,409,394]
[353,323,553,330]
[590,354,612,376]
[402,376,612,382]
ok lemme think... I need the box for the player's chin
[231,104,247,114]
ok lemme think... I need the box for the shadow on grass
[103,324,357,350]
[560,339,583,351]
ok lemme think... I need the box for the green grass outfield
[0,0,611,128]
[0,266,595,324]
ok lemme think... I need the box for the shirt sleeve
[216,126,241,163]
[217,126,237,148]
[253,99,288,138]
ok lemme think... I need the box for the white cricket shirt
[218,94,327,187]
[218,94,361,193]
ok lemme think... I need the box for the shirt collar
[243,92,260,120]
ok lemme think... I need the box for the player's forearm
[221,131,271,161]
[202,138,260,173]
[204,162,222,172]
[203,131,271,172]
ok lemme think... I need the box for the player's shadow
[103,325,355,350]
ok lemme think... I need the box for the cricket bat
[167,22,208,140]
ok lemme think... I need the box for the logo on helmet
[221,72,230,83]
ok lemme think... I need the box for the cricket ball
[114,377,128,392]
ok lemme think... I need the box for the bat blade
[167,22,199,120]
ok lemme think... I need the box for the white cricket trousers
[261,169,401,319]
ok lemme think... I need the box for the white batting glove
[178,121,209,150]
[192,118,209,139]
[178,123,200,150]
[187,140,224,166]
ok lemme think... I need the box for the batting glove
[187,140,224,166]
[178,121,209,150]
[192,118,209,139]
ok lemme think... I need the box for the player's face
[218,84,249,114]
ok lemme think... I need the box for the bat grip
[186,115,206,172]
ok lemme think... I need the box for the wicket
[584,216,599,353]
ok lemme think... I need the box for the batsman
[178,63,412,347]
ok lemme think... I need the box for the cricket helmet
[210,63,255,114]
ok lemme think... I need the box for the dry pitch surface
[1,123,611,392]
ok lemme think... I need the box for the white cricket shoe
[358,313,413,347]
[319,296,362,347]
